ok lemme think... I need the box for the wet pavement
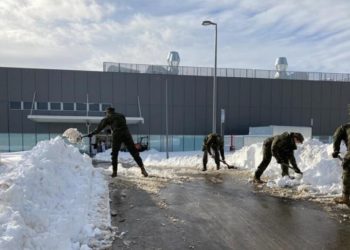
[109,171,350,250]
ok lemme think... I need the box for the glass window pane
[23,102,33,110]
[9,133,23,152]
[49,133,60,139]
[0,133,9,152]
[172,136,183,152]
[101,103,112,111]
[160,135,172,152]
[76,103,87,111]
[50,102,61,110]
[89,103,99,111]
[36,133,50,143]
[195,135,205,151]
[23,133,36,150]
[184,136,194,151]
[37,102,48,110]
[63,103,74,111]
[150,135,161,151]
[9,101,21,109]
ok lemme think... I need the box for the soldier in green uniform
[253,132,304,183]
[86,107,148,178]
[202,133,225,171]
[332,124,350,206]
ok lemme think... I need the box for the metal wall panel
[61,71,74,101]
[87,72,100,103]
[74,71,87,102]
[0,104,8,131]
[100,72,113,103]
[250,79,261,108]
[8,111,22,132]
[125,74,139,105]
[36,70,49,101]
[22,69,36,101]
[301,82,312,108]
[0,68,7,101]
[1,67,350,136]
[112,73,126,112]
[8,68,21,100]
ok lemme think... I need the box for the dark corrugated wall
[0,67,348,136]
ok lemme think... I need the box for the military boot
[140,165,148,177]
[334,193,350,206]
[111,165,118,178]
[216,165,220,170]
[202,165,207,171]
[253,174,265,184]
[280,163,291,177]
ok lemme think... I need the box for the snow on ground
[96,138,344,197]
[0,137,343,249]
[0,137,112,250]
[230,139,344,195]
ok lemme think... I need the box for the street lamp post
[202,20,217,133]
[166,51,180,159]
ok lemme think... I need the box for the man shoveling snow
[253,132,304,184]
[332,123,350,206]
[84,107,148,178]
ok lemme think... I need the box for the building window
[23,102,33,110]
[36,102,48,110]
[9,101,22,110]
[63,103,74,111]
[89,103,99,112]
[50,102,61,110]
[101,103,112,111]
[9,133,23,152]
[76,103,87,111]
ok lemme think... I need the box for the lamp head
[202,20,216,26]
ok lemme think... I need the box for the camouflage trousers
[111,131,144,173]
[342,151,350,195]
[254,140,291,179]
[202,147,220,169]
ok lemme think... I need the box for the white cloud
[0,0,350,73]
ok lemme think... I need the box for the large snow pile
[0,137,111,250]
[229,139,344,194]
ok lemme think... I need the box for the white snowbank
[96,139,344,196]
[0,137,111,250]
[229,139,344,194]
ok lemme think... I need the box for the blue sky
[1,0,350,73]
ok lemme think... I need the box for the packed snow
[96,138,344,196]
[0,137,112,250]
[230,139,344,195]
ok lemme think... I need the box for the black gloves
[332,151,339,158]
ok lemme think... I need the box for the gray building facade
[0,66,349,152]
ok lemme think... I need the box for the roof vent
[167,51,180,67]
[274,57,288,79]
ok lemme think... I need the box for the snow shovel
[281,163,303,180]
[210,155,237,169]
[62,128,84,144]
[220,159,238,169]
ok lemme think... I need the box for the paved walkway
[108,171,350,250]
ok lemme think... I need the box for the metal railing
[103,62,350,82]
